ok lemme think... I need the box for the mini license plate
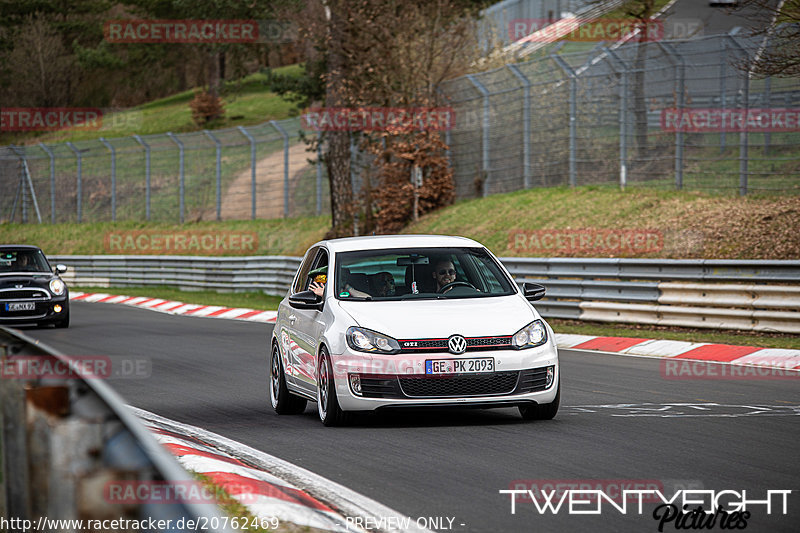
[6,302,35,311]
[425,358,494,375]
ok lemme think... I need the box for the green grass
[3,65,303,145]
[73,285,284,310]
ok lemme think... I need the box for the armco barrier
[51,255,800,333]
[0,327,232,532]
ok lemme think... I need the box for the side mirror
[522,282,546,302]
[55,264,68,274]
[289,290,323,310]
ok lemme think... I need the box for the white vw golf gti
[270,235,560,426]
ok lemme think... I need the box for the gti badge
[448,334,467,355]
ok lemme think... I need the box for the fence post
[763,76,771,155]
[316,132,323,216]
[99,138,116,221]
[133,135,151,220]
[551,54,577,187]
[605,48,629,190]
[204,130,222,221]
[38,143,56,223]
[65,142,83,223]
[166,132,185,223]
[658,43,685,190]
[237,126,257,220]
[270,120,290,218]
[727,32,750,196]
[508,64,532,189]
[720,39,727,153]
[466,74,491,196]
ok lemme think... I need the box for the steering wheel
[438,281,476,293]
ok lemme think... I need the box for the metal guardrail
[0,327,232,531]
[51,255,302,295]
[50,254,800,333]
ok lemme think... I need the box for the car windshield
[0,250,51,273]
[334,247,516,301]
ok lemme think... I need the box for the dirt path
[218,143,313,220]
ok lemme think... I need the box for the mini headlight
[512,320,548,349]
[49,279,65,296]
[346,327,401,354]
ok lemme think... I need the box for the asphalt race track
[25,302,800,533]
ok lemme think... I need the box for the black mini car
[0,245,69,328]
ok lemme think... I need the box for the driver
[432,259,457,292]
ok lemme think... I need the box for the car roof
[319,234,483,253]
[0,245,43,251]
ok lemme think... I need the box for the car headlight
[512,320,547,349]
[49,279,65,296]
[346,327,400,354]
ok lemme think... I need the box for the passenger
[344,271,396,298]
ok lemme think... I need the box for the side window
[294,248,329,294]
[293,247,319,294]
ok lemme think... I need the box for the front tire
[317,347,348,426]
[519,380,560,421]
[270,342,307,415]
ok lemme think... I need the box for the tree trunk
[324,2,354,237]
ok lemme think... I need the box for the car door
[285,247,328,396]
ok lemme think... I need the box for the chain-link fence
[441,32,800,197]
[1,117,329,224]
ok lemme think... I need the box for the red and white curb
[70,292,277,323]
[131,407,432,533]
[556,334,800,371]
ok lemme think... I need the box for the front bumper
[0,295,68,324]
[330,344,559,411]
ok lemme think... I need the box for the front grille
[398,336,513,354]
[0,289,49,301]
[398,371,519,398]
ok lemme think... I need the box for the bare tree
[735,0,800,77]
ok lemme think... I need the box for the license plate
[6,302,35,311]
[425,358,494,375]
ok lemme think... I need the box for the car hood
[336,295,539,338]
[0,274,54,288]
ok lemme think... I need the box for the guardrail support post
[166,132,185,223]
[204,130,223,221]
[133,135,151,220]
[466,74,491,196]
[551,54,577,187]
[508,64,532,189]
[237,126,258,219]
[270,120,291,218]
[65,142,83,223]
[99,138,117,221]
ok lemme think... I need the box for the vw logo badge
[448,335,467,355]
